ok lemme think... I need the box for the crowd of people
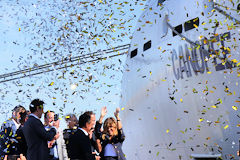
[0,99,126,160]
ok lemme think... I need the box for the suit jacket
[56,129,68,160]
[23,115,56,160]
[15,126,27,156]
[0,119,19,158]
[68,129,95,160]
[63,128,78,159]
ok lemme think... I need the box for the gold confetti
[232,106,238,111]
[211,105,217,108]
[224,125,229,129]
[206,137,211,140]
[218,98,223,104]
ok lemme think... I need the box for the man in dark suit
[23,99,57,160]
[68,111,100,160]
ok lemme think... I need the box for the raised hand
[114,107,120,119]
[101,106,107,118]
[99,106,107,124]
[114,108,122,129]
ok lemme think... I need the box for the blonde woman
[95,107,126,160]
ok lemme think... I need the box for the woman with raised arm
[95,107,126,160]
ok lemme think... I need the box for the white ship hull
[120,0,240,159]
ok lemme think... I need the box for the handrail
[214,2,240,24]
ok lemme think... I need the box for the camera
[54,114,59,121]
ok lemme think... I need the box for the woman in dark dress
[95,107,126,160]
[15,111,30,157]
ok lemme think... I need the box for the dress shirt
[104,144,117,157]
[12,119,20,130]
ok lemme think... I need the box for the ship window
[184,17,199,32]
[192,154,221,160]
[143,40,151,51]
[157,0,166,6]
[130,49,138,58]
[172,24,183,36]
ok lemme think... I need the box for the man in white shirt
[54,114,68,160]
[45,111,68,160]
[44,111,59,160]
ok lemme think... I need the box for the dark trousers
[49,156,59,160]
[104,156,118,160]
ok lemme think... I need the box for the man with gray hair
[45,111,68,160]
[0,105,26,159]
[68,111,100,160]
[63,114,78,158]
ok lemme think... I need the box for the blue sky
[0,0,147,128]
